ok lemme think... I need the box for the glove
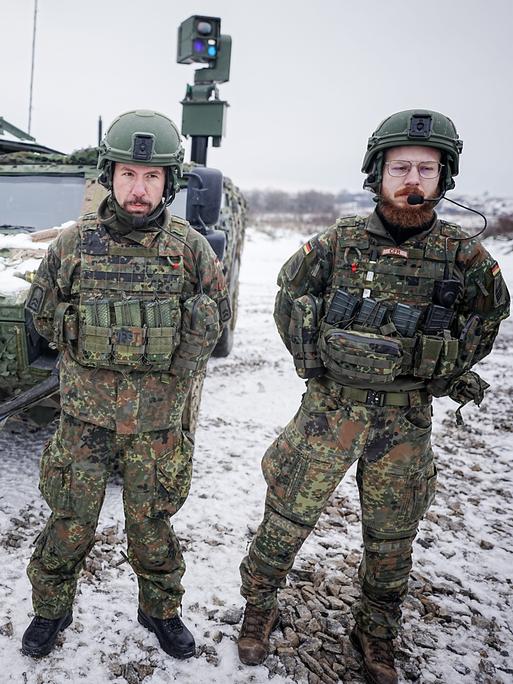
[448,371,490,425]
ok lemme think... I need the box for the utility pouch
[457,314,482,371]
[171,294,220,378]
[436,337,459,376]
[144,299,181,366]
[78,299,112,363]
[53,302,78,349]
[63,312,79,343]
[289,294,324,379]
[414,335,443,378]
[320,329,403,384]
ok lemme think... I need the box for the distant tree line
[487,214,513,237]
[244,189,369,216]
[243,189,513,237]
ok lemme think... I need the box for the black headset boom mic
[407,192,445,205]
[407,194,488,241]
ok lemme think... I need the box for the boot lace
[368,636,395,667]
[32,617,57,632]
[241,605,271,639]
[161,616,184,633]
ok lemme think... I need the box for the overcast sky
[3,0,513,197]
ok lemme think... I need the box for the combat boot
[237,603,280,665]
[137,609,195,659]
[350,625,398,684]
[21,613,73,657]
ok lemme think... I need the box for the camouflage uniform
[240,209,510,639]
[26,199,227,619]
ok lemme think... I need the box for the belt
[321,377,431,407]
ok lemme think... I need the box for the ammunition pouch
[413,314,481,380]
[289,294,325,379]
[170,294,220,378]
[437,336,459,376]
[414,335,444,378]
[413,333,462,379]
[318,287,483,382]
[74,297,181,371]
[319,328,403,384]
[143,300,181,365]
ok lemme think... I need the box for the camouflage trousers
[28,412,193,620]
[240,377,436,640]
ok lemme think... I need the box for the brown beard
[378,196,435,227]
[122,197,153,215]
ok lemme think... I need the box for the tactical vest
[64,214,188,372]
[316,216,466,384]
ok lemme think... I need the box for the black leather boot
[137,609,195,659]
[21,613,73,657]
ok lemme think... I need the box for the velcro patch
[25,284,45,314]
[218,296,232,323]
[303,241,313,256]
[382,247,408,258]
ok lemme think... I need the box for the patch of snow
[0,228,511,683]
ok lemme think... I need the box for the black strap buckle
[365,390,386,406]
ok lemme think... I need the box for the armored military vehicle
[0,15,246,425]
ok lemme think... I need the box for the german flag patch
[491,262,501,277]
[303,241,313,256]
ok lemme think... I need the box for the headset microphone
[407,194,488,241]
[407,193,445,205]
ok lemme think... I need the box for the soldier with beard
[21,110,228,660]
[237,109,510,683]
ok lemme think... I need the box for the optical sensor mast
[177,15,231,165]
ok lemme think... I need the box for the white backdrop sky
[3,0,513,196]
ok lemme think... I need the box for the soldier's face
[112,163,166,215]
[381,146,441,208]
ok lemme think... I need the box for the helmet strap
[98,160,113,190]
[363,151,384,195]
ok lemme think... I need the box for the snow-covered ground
[0,226,511,683]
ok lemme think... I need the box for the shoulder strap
[158,216,189,257]
[439,219,468,240]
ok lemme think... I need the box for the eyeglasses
[384,160,444,179]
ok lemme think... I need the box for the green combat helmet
[97,109,185,223]
[361,109,463,195]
